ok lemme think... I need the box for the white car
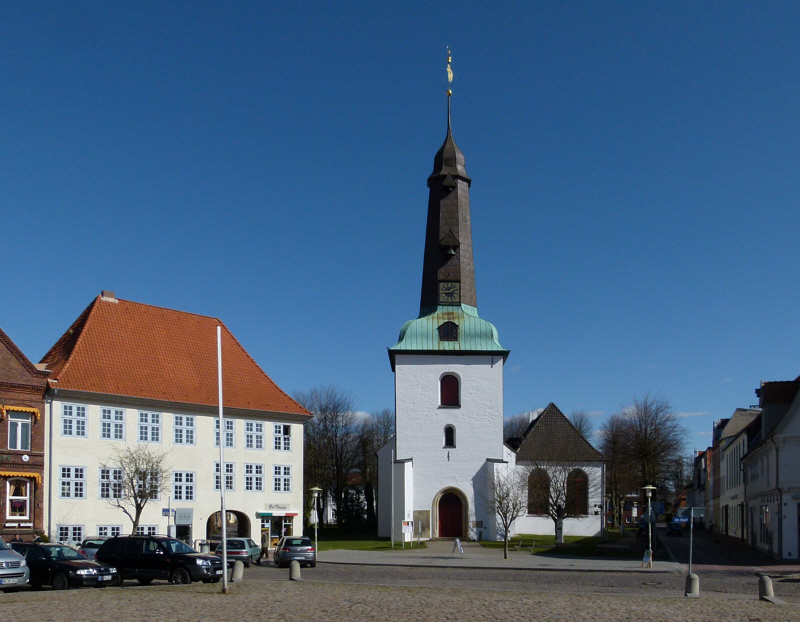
[0,539,29,589]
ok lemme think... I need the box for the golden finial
[446,46,453,97]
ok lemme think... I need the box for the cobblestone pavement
[2,563,799,622]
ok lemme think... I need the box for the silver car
[272,536,316,568]
[0,539,29,588]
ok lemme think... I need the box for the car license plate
[215,570,223,575]
[0,579,18,585]
[98,575,111,581]
[293,556,305,560]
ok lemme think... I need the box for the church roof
[40,292,310,418]
[388,304,508,368]
[514,403,605,463]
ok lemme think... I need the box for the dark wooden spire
[419,96,477,313]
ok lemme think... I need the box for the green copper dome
[389,304,508,367]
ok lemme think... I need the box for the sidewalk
[318,539,684,573]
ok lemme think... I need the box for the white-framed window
[245,422,264,450]
[97,525,122,537]
[138,412,161,443]
[6,478,31,519]
[173,471,195,501]
[214,462,235,491]
[273,465,291,492]
[61,404,87,437]
[101,408,125,441]
[245,464,264,492]
[57,525,84,543]
[8,412,32,451]
[215,419,235,448]
[60,466,85,498]
[137,471,160,501]
[273,424,291,451]
[173,415,195,445]
[99,467,123,499]
[135,525,158,536]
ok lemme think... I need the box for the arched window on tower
[440,374,460,407]
[444,425,456,448]
[566,469,589,516]
[527,469,550,516]
[438,321,459,341]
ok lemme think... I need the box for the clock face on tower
[439,282,460,304]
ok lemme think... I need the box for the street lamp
[643,485,657,567]
[310,486,321,558]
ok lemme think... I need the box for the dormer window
[438,321,459,341]
[440,374,460,407]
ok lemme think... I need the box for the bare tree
[597,413,638,528]
[99,446,171,534]
[569,410,594,442]
[296,386,359,530]
[522,460,601,543]
[621,393,687,490]
[503,412,532,440]
[482,468,527,559]
[356,408,395,528]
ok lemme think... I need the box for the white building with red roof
[39,291,311,548]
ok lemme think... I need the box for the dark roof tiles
[514,402,605,463]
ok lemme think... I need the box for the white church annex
[377,86,510,543]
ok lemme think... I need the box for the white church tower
[377,64,509,542]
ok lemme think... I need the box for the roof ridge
[115,297,223,323]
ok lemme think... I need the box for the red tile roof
[40,294,310,417]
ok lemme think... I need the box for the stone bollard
[231,560,244,583]
[289,560,302,581]
[758,575,774,600]
[684,573,700,598]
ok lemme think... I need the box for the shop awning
[0,471,41,483]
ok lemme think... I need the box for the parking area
[2,561,799,621]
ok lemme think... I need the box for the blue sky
[3,2,799,452]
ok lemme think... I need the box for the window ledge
[438,405,461,409]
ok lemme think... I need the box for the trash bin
[199,540,210,554]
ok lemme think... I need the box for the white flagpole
[218,326,229,593]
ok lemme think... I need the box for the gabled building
[718,408,759,540]
[743,376,800,560]
[39,291,311,546]
[508,403,605,538]
[0,329,49,539]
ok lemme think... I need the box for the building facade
[0,329,49,539]
[39,291,311,546]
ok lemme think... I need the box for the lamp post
[643,485,657,567]
[310,486,321,558]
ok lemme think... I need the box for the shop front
[256,506,298,548]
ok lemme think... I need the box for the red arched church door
[438,492,463,537]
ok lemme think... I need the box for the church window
[440,374,460,407]
[444,425,456,448]
[527,469,549,515]
[437,321,459,341]
[566,469,589,516]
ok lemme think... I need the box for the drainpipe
[771,437,781,559]
[47,389,55,539]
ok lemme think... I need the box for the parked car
[0,539,29,589]
[78,537,109,560]
[10,542,118,589]
[96,535,224,585]
[213,538,261,567]
[666,521,684,537]
[273,536,315,568]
